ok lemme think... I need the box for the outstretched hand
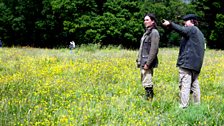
[162,19,170,26]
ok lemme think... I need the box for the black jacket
[171,22,205,73]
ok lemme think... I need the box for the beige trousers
[179,68,200,108]
[141,68,153,88]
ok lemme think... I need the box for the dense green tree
[52,0,99,46]
[193,0,224,49]
[64,0,142,48]
[0,0,223,49]
[0,2,13,44]
[1,0,44,46]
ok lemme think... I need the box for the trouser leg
[141,68,153,88]
[179,68,191,108]
[141,68,154,99]
[191,73,200,104]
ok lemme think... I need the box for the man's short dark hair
[183,14,199,25]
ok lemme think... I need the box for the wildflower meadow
[0,45,224,125]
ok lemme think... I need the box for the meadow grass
[0,46,224,126]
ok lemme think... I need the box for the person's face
[184,20,194,27]
[144,16,154,28]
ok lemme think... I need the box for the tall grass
[0,46,224,125]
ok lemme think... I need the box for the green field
[0,46,224,125]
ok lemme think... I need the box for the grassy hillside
[0,46,224,125]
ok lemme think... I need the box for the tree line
[0,0,223,49]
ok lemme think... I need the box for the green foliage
[194,0,224,49]
[0,47,224,125]
[63,0,143,48]
[209,14,224,48]
[0,2,13,40]
[0,0,223,49]
[168,104,211,125]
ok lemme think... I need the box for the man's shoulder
[189,26,203,35]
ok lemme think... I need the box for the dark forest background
[0,0,224,49]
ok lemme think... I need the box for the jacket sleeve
[170,22,192,37]
[136,39,143,68]
[146,29,160,66]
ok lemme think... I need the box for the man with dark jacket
[136,13,160,100]
[162,14,205,108]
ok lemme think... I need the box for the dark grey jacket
[171,22,205,73]
[137,28,160,68]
